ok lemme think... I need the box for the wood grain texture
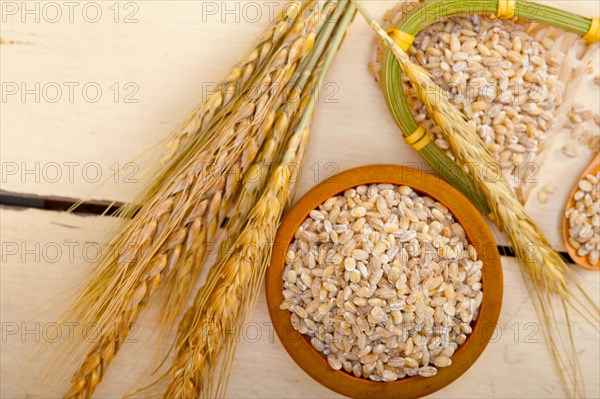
[1,1,599,398]
[1,0,598,250]
[1,207,599,399]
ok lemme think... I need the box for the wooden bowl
[562,152,600,270]
[266,165,503,399]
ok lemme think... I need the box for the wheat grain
[566,172,600,266]
[281,183,482,381]
[370,0,562,201]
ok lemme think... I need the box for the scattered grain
[562,145,577,158]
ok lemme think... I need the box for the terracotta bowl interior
[266,165,503,399]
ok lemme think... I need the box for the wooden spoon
[562,152,600,270]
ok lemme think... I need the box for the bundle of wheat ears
[42,1,355,398]
[42,0,598,398]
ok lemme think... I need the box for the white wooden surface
[1,1,599,398]
[1,208,599,398]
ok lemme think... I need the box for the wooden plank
[0,0,415,204]
[1,208,598,398]
[2,1,598,250]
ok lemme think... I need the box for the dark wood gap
[497,245,573,264]
[0,191,573,261]
[0,191,129,217]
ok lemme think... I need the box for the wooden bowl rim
[266,165,503,399]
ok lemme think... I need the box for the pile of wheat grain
[370,0,566,200]
[281,183,483,381]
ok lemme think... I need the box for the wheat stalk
[351,1,599,396]
[59,7,327,399]
[162,4,354,398]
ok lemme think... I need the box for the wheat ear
[60,9,324,399]
[403,58,597,397]
[159,2,336,327]
[158,1,315,167]
[224,70,317,235]
[104,2,315,225]
[162,4,354,398]
[351,1,599,396]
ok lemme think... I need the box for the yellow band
[497,0,515,19]
[387,28,415,52]
[583,18,600,43]
[404,126,431,151]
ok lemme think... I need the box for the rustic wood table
[1,1,599,398]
